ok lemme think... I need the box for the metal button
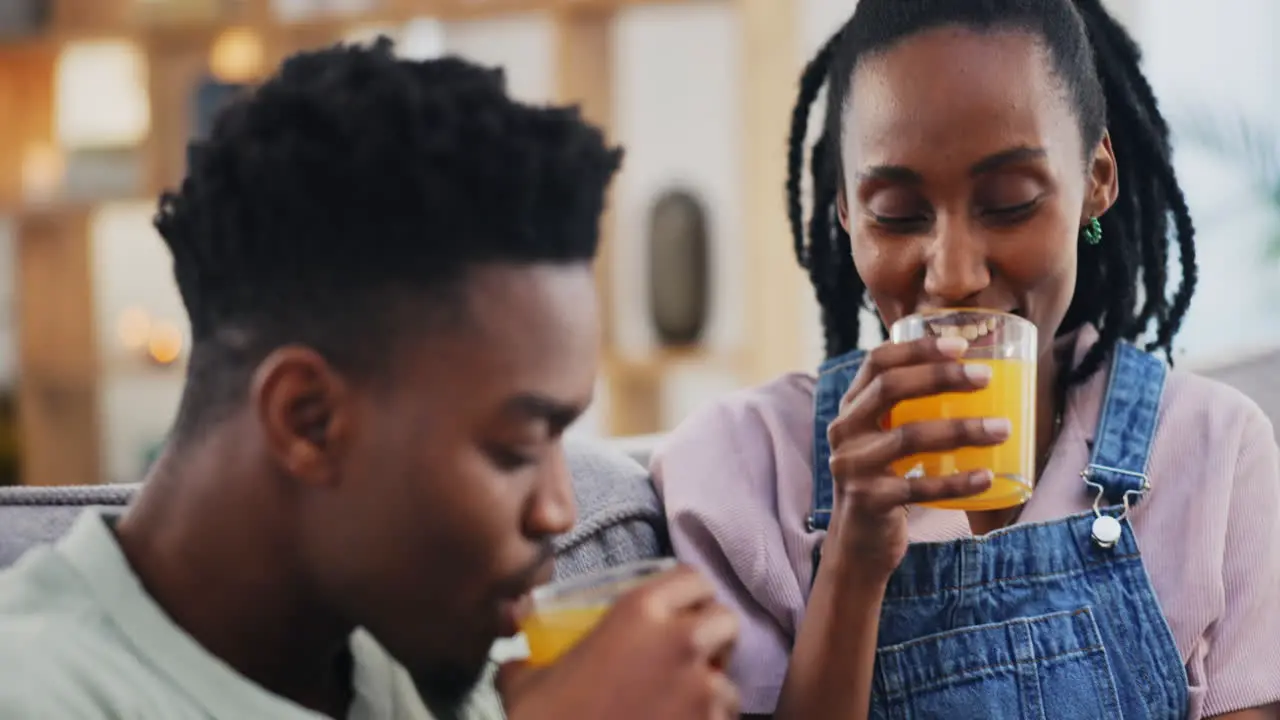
[1091,515,1122,549]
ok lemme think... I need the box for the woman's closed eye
[870,211,930,230]
[979,196,1042,223]
[863,186,933,233]
[974,172,1049,224]
[865,199,932,232]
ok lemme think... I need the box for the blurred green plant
[1175,109,1280,260]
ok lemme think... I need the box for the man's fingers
[495,660,542,703]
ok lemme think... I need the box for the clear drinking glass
[889,309,1038,511]
[520,558,679,667]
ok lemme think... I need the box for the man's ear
[250,346,353,487]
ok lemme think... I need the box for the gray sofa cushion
[0,484,135,567]
[554,438,669,580]
[600,433,663,471]
[0,440,668,575]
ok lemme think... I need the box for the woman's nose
[922,216,991,306]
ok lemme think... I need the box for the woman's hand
[824,335,1011,579]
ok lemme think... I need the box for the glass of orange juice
[889,308,1037,511]
[520,557,678,667]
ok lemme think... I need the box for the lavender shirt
[653,328,1280,718]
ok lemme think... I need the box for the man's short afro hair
[155,38,622,435]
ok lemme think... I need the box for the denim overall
[807,343,1189,719]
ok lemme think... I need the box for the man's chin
[411,656,492,716]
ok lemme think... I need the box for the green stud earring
[1083,217,1103,245]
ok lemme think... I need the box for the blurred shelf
[0,0,699,51]
[601,345,742,436]
[2,0,794,468]
[605,345,731,375]
[12,205,102,486]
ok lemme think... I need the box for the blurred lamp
[146,322,184,366]
[117,306,151,351]
[21,143,64,203]
[116,307,184,367]
[209,27,265,85]
[55,40,150,150]
[399,18,446,60]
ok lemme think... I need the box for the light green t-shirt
[0,510,505,720]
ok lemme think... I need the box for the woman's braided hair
[787,0,1196,384]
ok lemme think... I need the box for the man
[0,40,739,719]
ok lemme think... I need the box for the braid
[1069,0,1196,380]
[787,30,843,271]
[785,23,866,357]
[786,0,1198,383]
[808,134,864,355]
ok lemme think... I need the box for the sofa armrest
[554,438,670,582]
[0,484,137,568]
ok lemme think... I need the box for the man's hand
[499,565,740,719]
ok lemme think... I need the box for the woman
[653,1,1280,718]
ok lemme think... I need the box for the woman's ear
[1084,131,1119,222]
[837,186,853,234]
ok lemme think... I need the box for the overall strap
[1082,342,1168,506]
[807,350,866,533]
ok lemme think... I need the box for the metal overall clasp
[1082,465,1150,549]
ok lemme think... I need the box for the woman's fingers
[830,417,1011,478]
[834,470,994,515]
[830,357,991,448]
[906,470,994,505]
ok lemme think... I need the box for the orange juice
[521,604,608,667]
[889,357,1036,511]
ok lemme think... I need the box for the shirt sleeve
[1202,406,1280,716]
[651,395,807,715]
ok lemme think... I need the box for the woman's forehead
[843,28,1081,171]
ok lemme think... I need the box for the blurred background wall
[0,0,1275,485]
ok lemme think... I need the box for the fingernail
[970,470,993,489]
[937,337,969,356]
[963,363,992,383]
[983,418,1012,438]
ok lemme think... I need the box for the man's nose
[524,445,577,538]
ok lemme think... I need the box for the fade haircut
[156,39,623,438]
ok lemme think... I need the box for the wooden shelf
[3,0,803,477]
[51,0,134,35]
[14,206,101,486]
[0,0,694,51]
[0,43,55,210]
[739,0,802,385]
[600,346,742,435]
